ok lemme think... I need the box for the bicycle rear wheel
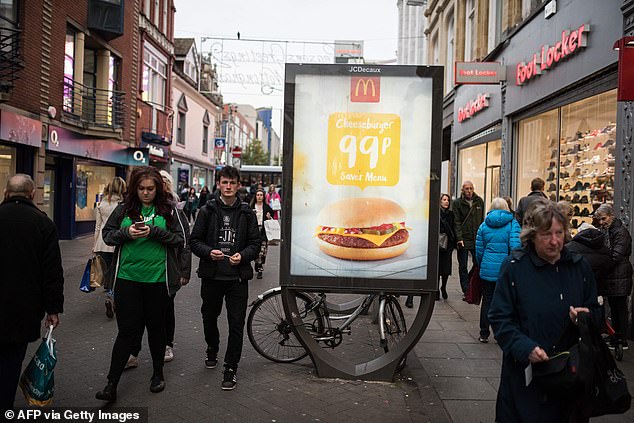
[247,290,324,363]
[382,295,407,370]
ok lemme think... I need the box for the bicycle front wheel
[382,296,408,371]
[247,290,323,363]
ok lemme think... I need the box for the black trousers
[200,279,248,369]
[107,279,168,383]
[131,293,176,356]
[607,295,628,340]
[457,248,476,294]
[479,280,496,338]
[96,251,114,291]
[0,342,28,411]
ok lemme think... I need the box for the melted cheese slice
[315,223,407,247]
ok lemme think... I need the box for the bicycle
[247,287,407,367]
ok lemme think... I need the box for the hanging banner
[280,64,443,293]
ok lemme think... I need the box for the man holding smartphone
[190,166,260,390]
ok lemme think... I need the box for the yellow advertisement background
[327,112,401,189]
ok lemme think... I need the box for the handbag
[438,233,449,251]
[270,198,282,211]
[464,264,483,305]
[19,326,57,406]
[90,255,106,289]
[579,313,632,417]
[264,219,281,241]
[532,313,594,400]
[79,259,92,293]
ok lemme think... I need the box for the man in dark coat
[515,177,547,226]
[190,166,260,391]
[0,174,64,410]
[453,181,485,295]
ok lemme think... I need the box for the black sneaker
[205,351,217,369]
[222,368,237,390]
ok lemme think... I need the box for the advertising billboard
[281,64,443,292]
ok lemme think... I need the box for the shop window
[458,140,501,211]
[0,145,16,195]
[75,164,115,222]
[515,90,616,232]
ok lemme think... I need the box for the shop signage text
[455,62,506,85]
[516,23,589,86]
[457,94,490,123]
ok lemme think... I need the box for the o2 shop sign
[457,94,490,123]
[516,23,589,86]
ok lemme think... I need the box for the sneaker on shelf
[205,351,217,369]
[124,355,138,370]
[221,368,237,390]
[164,346,174,362]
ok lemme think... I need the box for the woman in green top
[96,167,185,402]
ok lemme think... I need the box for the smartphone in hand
[134,219,146,230]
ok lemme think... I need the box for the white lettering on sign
[516,23,589,86]
[133,150,146,163]
[457,94,490,123]
[339,135,392,169]
[50,129,59,146]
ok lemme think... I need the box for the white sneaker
[124,354,138,369]
[164,346,174,362]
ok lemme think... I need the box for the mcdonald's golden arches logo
[350,76,380,103]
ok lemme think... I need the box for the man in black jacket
[515,177,547,226]
[190,166,260,390]
[0,174,64,410]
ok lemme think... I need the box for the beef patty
[318,229,409,249]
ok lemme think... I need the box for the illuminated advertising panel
[280,64,443,292]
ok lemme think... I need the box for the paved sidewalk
[12,236,634,422]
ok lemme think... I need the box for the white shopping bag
[264,219,281,241]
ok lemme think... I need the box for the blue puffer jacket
[475,209,521,281]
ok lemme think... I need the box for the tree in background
[242,139,269,165]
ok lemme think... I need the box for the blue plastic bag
[79,259,92,293]
[19,326,57,406]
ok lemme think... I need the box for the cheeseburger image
[314,197,410,261]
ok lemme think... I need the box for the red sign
[516,23,589,86]
[350,76,380,103]
[614,36,634,101]
[232,146,242,157]
[457,94,490,123]
[454,62,505,85]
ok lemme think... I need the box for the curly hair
[122,167,172,225]
[520,198,570,245]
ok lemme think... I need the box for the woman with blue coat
[475,197,521,343]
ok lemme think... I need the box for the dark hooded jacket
[602,218,633,297]
[488,245,599,423]
[566,228,612,295]
[0,196,64,343]
[452,193,485,250]
[515,190,547,225]
[190,191,260,281]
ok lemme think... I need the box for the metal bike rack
[281,287,435,382]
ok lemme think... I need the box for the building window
[63,28,76,113]
[163,0,168,33]
[141,43,167,109]
[445,10,454,93]
[0,0,18,27]
[514,90,617,232]
[143,0,150,17]
[431,33,439,65]
[177,111,186,145]
[154,0,160,27]
[487,0,503,52]
[202,125,209,154]
[465,0,475,61]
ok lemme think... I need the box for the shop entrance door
[457,139,501,211]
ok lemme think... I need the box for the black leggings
[107,278,169,383]
[607,296,628,340]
